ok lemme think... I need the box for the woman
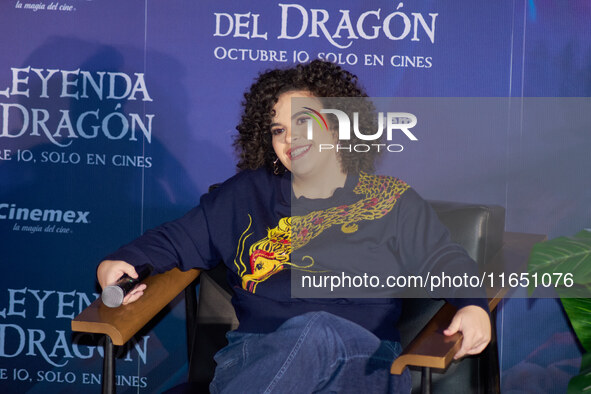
[97,60,490,393]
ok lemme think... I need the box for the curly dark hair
[233,60,381,174]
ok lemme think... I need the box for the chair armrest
[71,268,200,346]
[391,232,546,374]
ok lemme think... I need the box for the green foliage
[527,229,591,389]
[562,298,591,353]
[528,229,591,349]
[567,352,591,393]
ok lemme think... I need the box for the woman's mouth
[288,145,311,160]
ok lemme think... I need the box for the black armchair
[72,200,544,393]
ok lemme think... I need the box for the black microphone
[101,264,153,308]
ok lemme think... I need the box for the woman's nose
[286,122,305,143]
[285,127,299,143]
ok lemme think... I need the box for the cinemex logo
[0,203,90,224]
[306,109,418,153]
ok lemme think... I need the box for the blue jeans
[210,311,411,393]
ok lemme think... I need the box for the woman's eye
[296,116,310,125]
[271,128,284,136]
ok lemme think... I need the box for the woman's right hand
[97,260,147,305]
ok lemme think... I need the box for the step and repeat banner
[1,1,589,392]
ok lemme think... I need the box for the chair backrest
[398,201,505,392]
[430,201,505,266]
[397,201,504,345]
[188,200,506,388]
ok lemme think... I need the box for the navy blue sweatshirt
[106,168,487,341]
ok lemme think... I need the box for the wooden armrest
[71,268,200,346]
[391,232,545,374]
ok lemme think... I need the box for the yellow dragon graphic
[235,172,410,293]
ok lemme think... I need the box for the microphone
[101,264,153,308]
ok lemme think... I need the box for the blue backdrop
[1,1,589,392]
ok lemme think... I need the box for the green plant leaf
[562,298,591,352]
[527,229,591,351]
[567,352,591,393]
[528,230,591,296]
[527,230,591,390]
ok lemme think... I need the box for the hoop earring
[273,157,281,175]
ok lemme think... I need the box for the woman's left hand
[443,305,491,359]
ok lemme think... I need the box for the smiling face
[271,90,343,182]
